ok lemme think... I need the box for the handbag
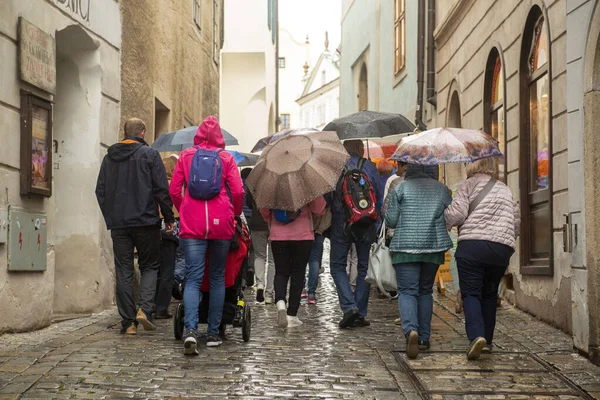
[366,226,397,296]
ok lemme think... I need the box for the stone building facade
[433,0,600,360]
[120,0,223,142]
[0,0,121,332]
[569,0,600,364]
[340,0,436,128]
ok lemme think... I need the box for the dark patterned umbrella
[151,126,238,152]
[246,130,349,211]
[323,111,415,140]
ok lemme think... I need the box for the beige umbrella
[246,130,349,211]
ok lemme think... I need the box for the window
[322,70,327,86]
[394,0,406,74]
[520,8,552,274]
[278,57,286,68]
[213,0,219,65]
[484,48,506,182]
[280,114,290,129]
[193,0,201,30]
[317,104,326,125]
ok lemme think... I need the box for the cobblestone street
[1,268,600,399]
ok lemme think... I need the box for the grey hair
[466,157,499,179]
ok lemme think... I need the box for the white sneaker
[287,316,303,327]
[276,300,288,328]
[265,296,274,305]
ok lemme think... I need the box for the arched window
[520,7,552,274]
[484,48,506,182]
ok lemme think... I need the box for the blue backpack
[273,209,301,224]
[188,147,223,200]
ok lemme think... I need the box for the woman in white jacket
[444,157,520,360]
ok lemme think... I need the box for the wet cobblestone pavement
[1,266,600,399]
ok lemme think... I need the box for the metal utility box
[0,210,7,243]
[8,209,47,271]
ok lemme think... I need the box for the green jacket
[384,165,452,254]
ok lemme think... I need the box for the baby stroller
[173,217,252,342]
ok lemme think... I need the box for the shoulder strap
[357,158,366,171]
[468,178,497,215]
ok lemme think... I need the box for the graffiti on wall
[54,0,91,23]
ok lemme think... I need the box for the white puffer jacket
[444,173,520,249]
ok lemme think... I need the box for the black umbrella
[323,111,415,140]
[151,126,239,152]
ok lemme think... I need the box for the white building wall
[0,0,121,332]
[220,0,276,152]
[278,29,309,129]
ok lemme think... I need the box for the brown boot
[455,291,463,314]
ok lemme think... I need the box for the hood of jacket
[107,136,146,162]
[195,116,225,149]
[405,164,439,181]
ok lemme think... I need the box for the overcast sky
[279,0,342,55]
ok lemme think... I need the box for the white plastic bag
[366,227,397,295]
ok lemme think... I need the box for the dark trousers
[155,240,177,314]
[111,226,161,329]
[456,257,507,344]
[271,240,313,316]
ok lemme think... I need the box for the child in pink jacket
[260,196,326,328]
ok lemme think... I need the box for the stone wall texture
[120,0,222,142]
[435,0,572,334]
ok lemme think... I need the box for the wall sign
[18,17,56,94]
[20,91,53,197]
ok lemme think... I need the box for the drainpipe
[415,0,427,131]
[275,0,280,132]
[426,0,436,107]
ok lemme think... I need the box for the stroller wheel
[242,304,251,342]
[174,302,184,340]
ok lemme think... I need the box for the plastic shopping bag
[366,227,397,295]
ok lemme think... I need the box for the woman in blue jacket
[385,165,452,359]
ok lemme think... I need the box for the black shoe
[418,340,430,350]
[353,316,371,327]
[339,308,360,329]
[256,288,265,303]
[206,334,223,347]
[172,283,183,300]
[154,312,173,320]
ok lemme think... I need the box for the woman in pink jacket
[170,116,244,354]
[445,157,520,360]
[260,197,326,328]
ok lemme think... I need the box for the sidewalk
[0,273,599,399]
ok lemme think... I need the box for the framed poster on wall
[20,91,53,197]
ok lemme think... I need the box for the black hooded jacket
[95,136,174,230]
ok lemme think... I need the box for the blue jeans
[182,238,230,335]
[329,230,372,317]
[396,262,440,341]
[305,234,325,294]
[457,257,507,344]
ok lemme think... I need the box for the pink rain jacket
[170,117,244,240]
[260,197,326,242]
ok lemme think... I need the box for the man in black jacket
[96,118,175,335]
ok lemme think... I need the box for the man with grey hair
[96,118,174,335]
